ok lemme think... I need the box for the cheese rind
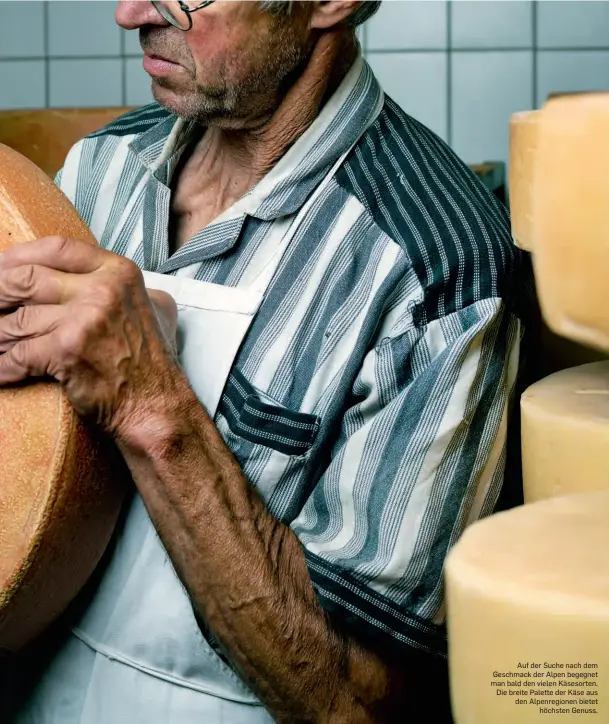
[509,110,539,252]
[0,143,126,652]
[521,361,609,503]
[445,491,609,724]
[532,92,609,353]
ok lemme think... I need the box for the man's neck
[207,28,358,180]
[169,29,358,250]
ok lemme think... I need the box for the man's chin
[150,81,192,117]
[150,83,235,126]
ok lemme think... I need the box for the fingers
[0,236,106,274]
[0,237,146,312]
[0,305,65,352]
[149,289,178,329]
[0,265,76,309]
[0,335,53,384]
[148,289,178,353]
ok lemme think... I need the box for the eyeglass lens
[153,1,192,30]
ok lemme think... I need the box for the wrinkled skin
[0,236,180,432]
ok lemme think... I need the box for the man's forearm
[114,380,403,723]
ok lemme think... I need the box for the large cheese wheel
[521,361,609,503]
[445,490,609,724]
[509,110,539,252]
[532,92,609,353]
[0,144,126,652]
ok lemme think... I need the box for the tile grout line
[10,55,146,62]
[365,46,609,54]
[446,0,452,146]
[43,0,50,108]
[5,46,609,65]
[120,29,127,106]
[532,0,539,108]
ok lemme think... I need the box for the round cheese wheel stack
[532,92,609,353]
[445,490,609,724]
[0,143,126,652]
[509,110,539,252]
[508,105,607,373]
[521,361,609,503]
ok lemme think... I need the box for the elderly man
[4,1,531,722]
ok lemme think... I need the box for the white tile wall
[368,52,448,139]
[451,51,533,164]
[451,1,533,49]
[125,57,154,107]
[367,1,447,50]
[537,1,609,48]
[124,28,142,57]
[49,59,123,108]
[0,0,608,167]
[0,60,45,110]
[0,2,45,59]
[536,50,609,106]
[48,1,121,57]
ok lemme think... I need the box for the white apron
[16,94,383,724]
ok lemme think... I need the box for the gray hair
[259,1,382,27]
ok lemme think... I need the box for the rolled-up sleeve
[291,297,522,657]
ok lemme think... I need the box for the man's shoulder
[56,103,175,227]
[66,102,173,163]
[336,96,529,323]
[58,103,175,204]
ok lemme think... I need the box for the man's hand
[0,236,179,433]
[150,287,179,354]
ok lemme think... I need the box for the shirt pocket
[217,368,321,457]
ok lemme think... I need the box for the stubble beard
[151,20,309,129]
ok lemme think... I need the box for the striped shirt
[56,55,532,661]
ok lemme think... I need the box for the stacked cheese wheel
[508,110,538,253]
[0,144,126,652]
[445,491,609,724]
[510,94,609,354]
[509,102,608,375]
[521,361,609,503]
[446,93,609,723]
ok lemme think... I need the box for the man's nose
[115,0,167,31]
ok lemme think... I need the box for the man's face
[116,1,313,128]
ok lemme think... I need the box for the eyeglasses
[151,0,216,31]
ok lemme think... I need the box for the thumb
[148,289,178,350]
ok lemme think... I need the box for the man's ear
[309,0,361,29]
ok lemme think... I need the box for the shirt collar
[129,51,382,221]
